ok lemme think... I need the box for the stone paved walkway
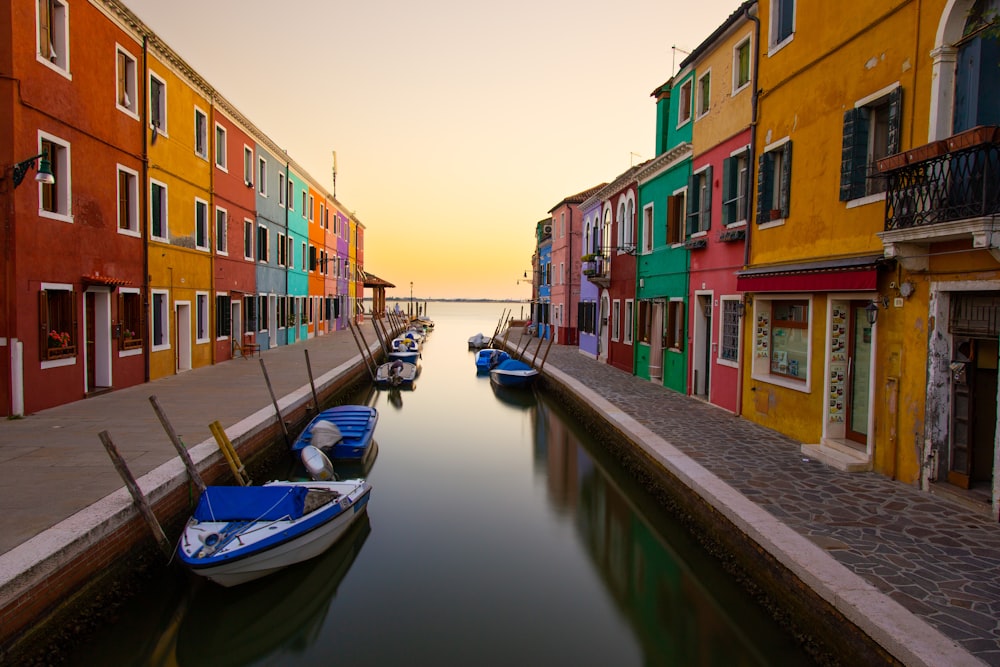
[534,341,1000,666]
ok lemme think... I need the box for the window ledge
[767,34,794,58]
[39,211,74,224]
[845,192,886,210]
[757,218,785,230]
[751,373,811,394]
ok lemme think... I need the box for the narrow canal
[69,301,815,666]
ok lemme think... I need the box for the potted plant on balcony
[947,126,999,152]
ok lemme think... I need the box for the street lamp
[409,281,413,317]
[10,153,55,188]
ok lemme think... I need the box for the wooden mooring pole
[148,395,206,495]
[98,430,173,559]
[258,358,291,447]
[304,349,319,412]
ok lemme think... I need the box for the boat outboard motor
[310,420,343,452]
[300,444,335,481]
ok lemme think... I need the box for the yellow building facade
[145,46,215,380]
[738,1,920,474]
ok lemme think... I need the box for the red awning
[735,256,883,293]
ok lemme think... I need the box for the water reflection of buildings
[534,401,810,666]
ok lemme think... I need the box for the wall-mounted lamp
[11,153,55,188]
[865,295,889,325]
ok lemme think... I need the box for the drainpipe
[208,95,216,366]
[141,35,150,383]
[284,161,290,346]
[737,2,760,418]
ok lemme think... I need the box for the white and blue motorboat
[376,359,417,388]
[291,405,378,462]
[489,358,539,389]
[389,337,420,364]
[177,476,372,587]
[474,348,509,374]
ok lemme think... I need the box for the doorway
[649,300,664,383]
[231,299,242,358]
[599,292,610,362]
[175,302,191,372]
[84,290,112,394]
[692,294,712,399]
[949,337,998,494]
[845,301,873,445]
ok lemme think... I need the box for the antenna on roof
[672,45,691,74]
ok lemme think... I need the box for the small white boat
[389,337,420,364]
[376,359,417,387]
[468,333,491,349]
[177,477,372,587]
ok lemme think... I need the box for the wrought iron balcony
[881,127,1000,231]
[582,253,611,287]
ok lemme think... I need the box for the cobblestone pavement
[536,342,1000,666]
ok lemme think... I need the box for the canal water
[69,301,815,666]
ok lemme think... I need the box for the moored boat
[489,358,539,388]
[389,337,420,364]
[475,348,509,373]
[177,478,372,587]
[376,359,417,388]
[291,405,378,462]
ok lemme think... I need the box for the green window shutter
[887,87,902,156]
[779,141,793,217]
[756,152,773,223]
[686,173,699,236]
[740,148,752,221]
[840,108,869,201]
[702,165,713,231]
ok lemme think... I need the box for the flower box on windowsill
[45,345,77,361]
[946,126,999,153]
[905,140,948,165]
[876,152,908,173]
[718,228,746,243]
[122,338,143,351]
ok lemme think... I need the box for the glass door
[846,302,872,444]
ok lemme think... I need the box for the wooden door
[949,338,974,488]
[85,292,96,391]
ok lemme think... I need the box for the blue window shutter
[756,152,773,224]
[779,141,793,217]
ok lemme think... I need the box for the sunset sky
[122,0,742,300]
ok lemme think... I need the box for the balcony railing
[582,253,611,286]
[882,127,1000,231]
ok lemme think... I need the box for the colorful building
[678,2,755,413]
[144,44,215,380]
[548,185,604,346]
[875,0,1000,514]
[579,199,604,358]
[1,0,147,414]
[634,75,693,392]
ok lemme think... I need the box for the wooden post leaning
[208,420,251,486]
[258,358,291,448]
[98,430,173,559]
[148,395,206,496]
[304,349,319,412]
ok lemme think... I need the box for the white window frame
[215,123,227,171]
[301,242,307,271]
[37,131,72,223]
[732,35,752,95]
[116,164,139,236]
[724,145,751,227]
[149,71,167,136]
[36,0,70,77]
[277,232,286,267]
[194,198,209,251]
[642,203,654,254]
[287,237,294,269]
[118,287,143,358]
[769,0,796,54]
[750,295,812,392]
[258,156,267,196]
[115,44,138,118]
[696,68,712,119]
[243,145,253,186]
[677,78,693,128]
[150,289,170,351]
[243,218,254,261]
[717,295,743,368]
[287,179,294,211]
[758,136,791,229]
[195,292,210,344]
[150,179,169,241]
[257,224,269,264]
[215,206,228,255]
[612,299,621,342]
[624,299,634,345]
[308,194,315,222]
[194,107,208,159]
[278,172,286,207]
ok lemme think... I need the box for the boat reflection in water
[172,515,371,666]
[489,382,537,411]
